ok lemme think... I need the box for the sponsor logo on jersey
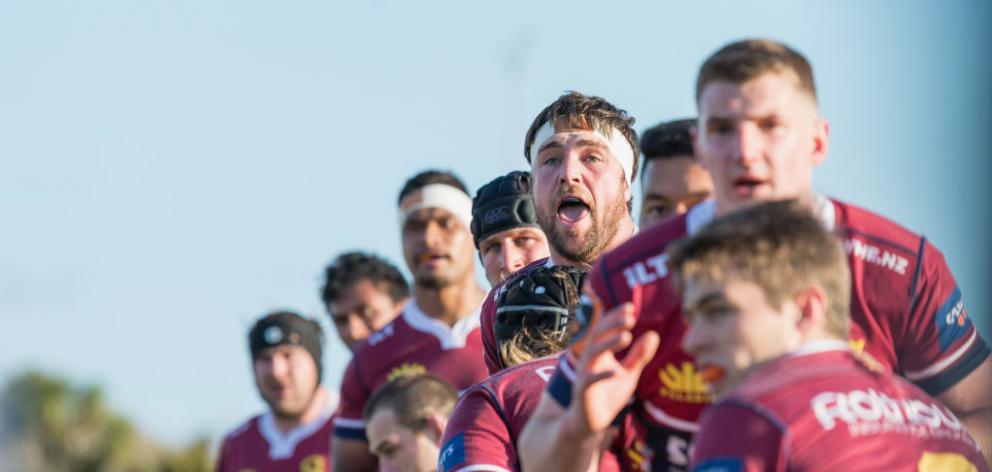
[811,388,963,433]
[622,253,669,289]
[299,455,326,472]
[386,362,427,381]
[935,287,970,352]
[843,238,909,275]
[659,362,713,404]
[438,432,466,472]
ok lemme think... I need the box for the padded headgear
[249,311,324,383]
[471,171,540,248]
[494,265,588,343]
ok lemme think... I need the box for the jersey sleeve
[214,438,230,472]
[900,241,990,395]
[481,289,504,375]
[690,401,786,472]
[437,388,514,472]
[332,355,369,441]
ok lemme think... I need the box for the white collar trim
[789,339,850,358]
[258,393,334,460]
[685,195,835,236]
[402,299,481,350]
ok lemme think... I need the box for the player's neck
[413,277,485,326]
[549,215,636,267]
[272,386,329,434]
[715,191,816,218]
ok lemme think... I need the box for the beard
[537,187,628,265]
[261,383,319,421]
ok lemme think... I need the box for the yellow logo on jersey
[659,362,713,404]
[917,452,978,472]
[625,439,653,471]
[849,338,886,372]
[299,454,326,472]
[387,362,427,381]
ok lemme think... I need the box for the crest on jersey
[387,362,427,381]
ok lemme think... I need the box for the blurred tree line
[0,371,212,472]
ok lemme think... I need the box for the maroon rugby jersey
[333,300,487,440]
[438,355,620,472]
[216,408,333,472]
[547,196,989,470]
[690,341,987,472]
[480,257,552,375]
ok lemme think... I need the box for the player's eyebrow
[683,292,727,319]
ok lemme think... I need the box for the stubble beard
[538,194,627,266]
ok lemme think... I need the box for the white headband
[398,183,473,228]
[528,122,635,185]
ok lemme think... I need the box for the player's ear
[424,413,446,443]
[811,118,829,166]
[794,285,828,336]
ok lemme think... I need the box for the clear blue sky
[1,0,989,448]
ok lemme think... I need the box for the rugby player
[638,118,714,228]
[480,91,640,375]
[364,374,458,472]
[471,170,550,287]
[519,38,992,471]
[216,311,334,472]
[674,200,987,471]
[331,170,488,472]
[438,266,624,472]
[321,251,409,351]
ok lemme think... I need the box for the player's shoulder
[598,211,691,275]
[831,198,923,251]
[484,355,559,390]
[221,414,262,444]
[352,309,413,356]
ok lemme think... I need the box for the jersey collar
[402,299,481,350]
[686,194,836,236]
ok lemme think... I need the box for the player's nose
[735,123,762,167]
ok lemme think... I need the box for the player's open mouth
[557,196,590,224]
[733,176,767,196]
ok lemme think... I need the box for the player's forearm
[518,396,601,472]
[959,407,992,466]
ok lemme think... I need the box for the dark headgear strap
[494,265,587,342]
[249,311,324,383]
[471,171,540,248]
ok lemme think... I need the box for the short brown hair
[362,374,457,431]
[696,39,817,104]
[667,200,850,338]
[523,91,639,182]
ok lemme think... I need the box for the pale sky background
[1,0,989,449]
